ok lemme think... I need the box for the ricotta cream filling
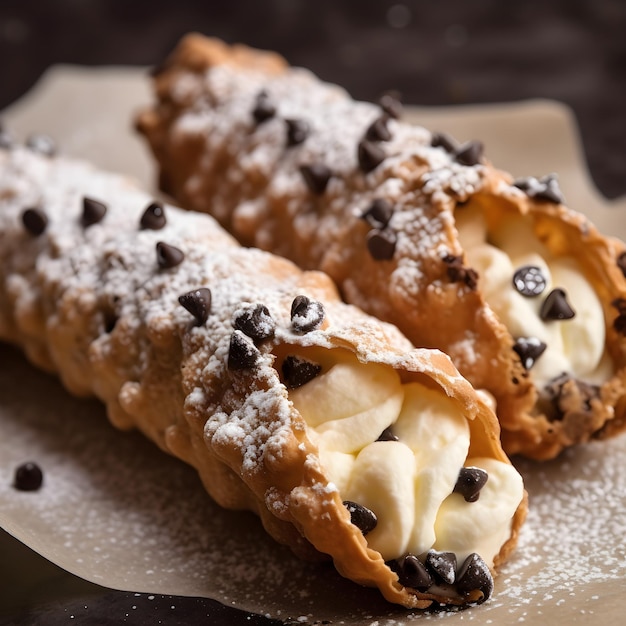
[287,350,523,566]
[455,205,612,388]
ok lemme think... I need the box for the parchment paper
[1,65,626,625]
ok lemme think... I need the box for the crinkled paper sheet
[1,65,626,625]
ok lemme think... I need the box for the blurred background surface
[0,0,625,197]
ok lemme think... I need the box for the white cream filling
[456,206,612,387]
[288,352,523,566]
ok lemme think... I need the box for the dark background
[0,0,625,198]
[0,1,624,624]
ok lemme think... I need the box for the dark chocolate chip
[453,467,489,502]
[366,228,397,260]
[282,355,322,389]
[140,202,167,230]
[178,288,212,326]
[396,555,433,592]
[443,254,478,289]
[542,372,600,419]
[285,118,309,146]
[376,426,399,442]
[540,288,576,321]
[360,198,394,229]
[343,500,378,535]
[378,92,403,119]
[81,197,108,227]
[431,132,457,153]
[291,295,325,333]
[614,313,626,335]
[103,310,118,334]
[358,140,386,173]
[252,91,276,124]
[513,336,547,370]
[456,553,494,604]
[21,207,48,236]
[425,550,457,585]
[233,304,276,342]
[228,330,261,370]
[26,133,56,157]
[156,241,185,269]
[512,265,547,297]
[513,174,565,204]
[300,163,332,195]
[455,140,484,166]
[617,251,626,278]
[13,462,43,491]
[365,116,392,142]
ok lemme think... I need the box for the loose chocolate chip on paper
[26,133,56,157]
[358,140,386,173]
[540,288,576,321]
[140,201,167,230]
[367,228,397,260]
[81,197,108,227]
[378,92,403,119]
[252,90,276,124]
[233,303,276,342]
[282,355,322,389]
[228,330,261,370]
[365,116,392,142]
[178,288,212,326]
[376,426,399,442]
[396,555,433,592]
[453,467,489,502]
[21,207,48,236]
[300,163,332,195]
[156,241,185,269]
[285,118,309,146]
[343,501,378,535]
[425,550,457,585]
[456,553,494,604]
[513,336,547,370]
[13,462,44,491]
[431,131,457,153]
[360,198,394,229]
[513,265,547,297]
[291,295,325,333]
[455,140,484,166]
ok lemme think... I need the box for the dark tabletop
[0,1,625,624]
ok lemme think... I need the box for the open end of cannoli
[271,344,524,604]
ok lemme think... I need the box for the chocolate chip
[614,312,626,335]
[140,202,167,230]
[228,330,261,370]
[343,501,378,535]
[431,132,457,153]
[358,140,386,173]
[396,555,433,592]
[365,116,392,142]
[617,252,626,278]
[300,163,332,195]
[513,174,565,204]
[425,550,457,585]
[378,92,403,119]
[366,228,397,260]
[360,198,394,229]
[376,426,399,442]
[21,208,48,236]
[252,90,276,124]
[540,288,576,321]
[178,288,212,326]
[291,295,325,333]
[443,254,478,289]
[542,372,600,419]
[81,197,107,227]
[26,133,56,157]
[513,265,547,297]
[13,462,43,491]
[285,118,309,146]
[233,304,276,342]
[456,553,493,604]
[453,467,488,502]
[282,355,322,389]
[513,336,547,370]
[156,241,185,269]
[455,140,484,166]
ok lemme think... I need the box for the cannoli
[136,34,626,460]
[0,144,525,608]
